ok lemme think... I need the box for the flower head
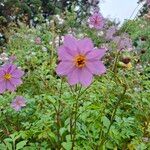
[113,34,132,51]
[11,96,26,111]
[105,26,117,40]
[56,35,106,87]
[146,0,150,6]
[0,63,24,93]
[35,37,41,45]
[88,12,104,30]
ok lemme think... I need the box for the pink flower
[113,34,132,51]
[35,37,41,44]
[88,12,104,29]
[146,0,150,5]
[0,63,24,93]
[56,35,106,87]
[11,96,26,111]
[105,26,117,40]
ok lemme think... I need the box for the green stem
[56,79,63,149]
[112,51,120,73]
[50,21,56,67]
[71,86,82,150]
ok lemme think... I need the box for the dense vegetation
[0,0,150,149]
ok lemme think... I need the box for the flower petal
[11,69,24,78]
[86,61,106,75]
[58,45,73,60]
[11,104,21,111]
[77,38,94,54]
[79,68,93,87]
[0,81,6,93]
[6,81,16,92]
[9,64,17,73]
[67,68,80,85]
[0,70,4,76]
[56,61,75,76]
[2,63,16,73]
[86,48,106,60]
[0,70,5,82]
[64,35,78,55]
[10,78,22,86]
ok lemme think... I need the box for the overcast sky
[99,0,143,23]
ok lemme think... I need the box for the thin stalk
[56,78,63,149]
[50,21,56,67]
[71,86,82,150]
[112,50,120,72]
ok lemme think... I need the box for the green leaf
[16,140,27,150]
[102,116,110,129]
[62,142,72,150]
[3,140,12,150]
[59,127,67,136]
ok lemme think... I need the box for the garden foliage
[0,1,150,150]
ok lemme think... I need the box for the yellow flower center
[74,55,86,68]
[4,73,12,80]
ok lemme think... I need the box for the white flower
[0,52,9,62]
[42,46,47,52]
[55,15,64,25]
[97,31,104,36]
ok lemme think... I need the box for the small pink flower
[146,0,150,6]
[105,26,117,40]
[35,37,41,44]
[113,34,132,51]
[56,35,106,87]
[0,63,24,93]
[11,96,26,111]
[88,12,104,30]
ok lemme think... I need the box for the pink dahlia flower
[56,35,106,87]
[88,12,104,30]
[35,37,41,44]
[146,0,150,6]
[11,96,26,111]
[105,26,117,40]
[113,34,132,51]
[0,63,24,93]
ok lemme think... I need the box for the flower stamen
[74,55,86,68]
[4,73,12,80]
